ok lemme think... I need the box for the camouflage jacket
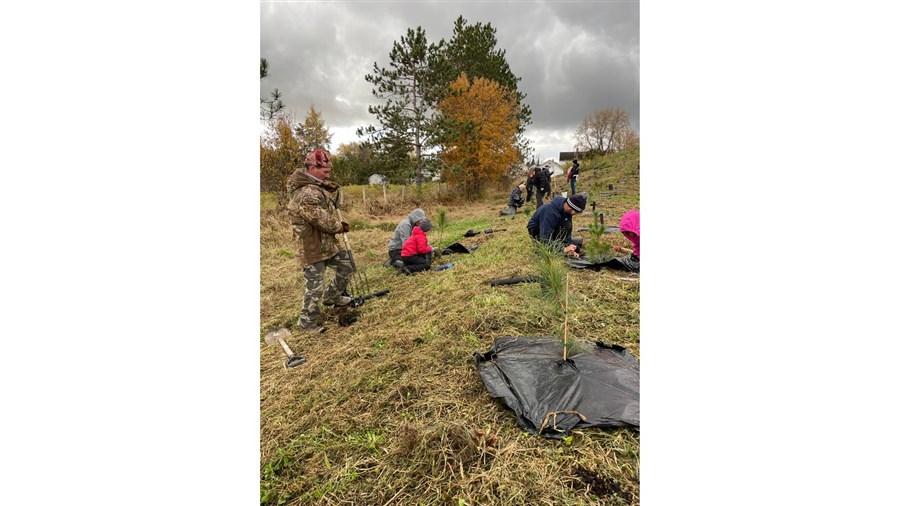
[285,169,344,266]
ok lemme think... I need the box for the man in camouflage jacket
[286,149,355,333]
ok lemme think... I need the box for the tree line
[260,16,638,200]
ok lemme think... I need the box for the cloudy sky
[260,0,638,163]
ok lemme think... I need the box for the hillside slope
[260,147,640,505]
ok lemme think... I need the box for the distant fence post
[383,184,388,206]
[362,187,367,207]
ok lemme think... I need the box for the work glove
[341,221,350,233]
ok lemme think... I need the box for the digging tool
[264,327,306,368]
[333,190,373,301]
[349,289,390,308]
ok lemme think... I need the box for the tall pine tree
[358,27,446,189]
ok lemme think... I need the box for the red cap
[304,149,332,168]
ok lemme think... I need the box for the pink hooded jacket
[619,210,640,258]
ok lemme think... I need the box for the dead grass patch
[261,149,640,505]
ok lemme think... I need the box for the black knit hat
[566,193,587,213]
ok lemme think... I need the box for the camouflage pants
[297,250,355,328]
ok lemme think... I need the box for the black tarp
[473,336,639,439]
[566,255,640,273]
[441,242,479,255]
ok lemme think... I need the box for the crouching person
[387,208,427,268]
[612,210,640,273]
[500,184,526,216]
[400,218,434,274]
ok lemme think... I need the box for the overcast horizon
[260,0,639,163]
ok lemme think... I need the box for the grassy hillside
[260,147,640,505]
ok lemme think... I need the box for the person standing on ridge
[568,159,580,194]
[534,165,551,209]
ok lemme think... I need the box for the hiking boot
[391,260,406,269]
[325,295,353,307]
[297,325,326,334]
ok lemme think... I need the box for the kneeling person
[526,193,587,257]
[400,218,434,274]
[500,184,526,216]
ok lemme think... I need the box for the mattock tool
[263,328,306,368]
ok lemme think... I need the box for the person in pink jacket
[613,210,640,272]
[400,218,434,274]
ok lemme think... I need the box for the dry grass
[260,148,640,505]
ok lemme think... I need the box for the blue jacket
[526,196,573,245]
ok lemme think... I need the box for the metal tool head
[263,327,291,345]
[285,354,307,368]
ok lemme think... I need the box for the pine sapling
[436,208,448,250]
[533,241,576,360]
[583,210,614,263]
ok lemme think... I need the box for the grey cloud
[260,1,638,161]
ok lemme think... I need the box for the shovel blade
[264,327,291,345]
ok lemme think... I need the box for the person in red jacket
[400,218,434,274]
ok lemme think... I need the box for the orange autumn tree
[437,74,520,197]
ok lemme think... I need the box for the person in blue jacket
[526,193,587,257]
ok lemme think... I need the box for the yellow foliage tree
[294,105,333,155]
[437,74,520,196]
[260,114,302,201]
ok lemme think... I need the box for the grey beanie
[418,218,433,232]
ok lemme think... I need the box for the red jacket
[401,226,433,256]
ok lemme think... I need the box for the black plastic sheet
[441,242,479,255]
[474,336,639,438]
[566,255,640,273]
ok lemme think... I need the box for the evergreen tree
[358,27,446,189]
[259,58,284,120]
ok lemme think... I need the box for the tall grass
[259,146,640,505]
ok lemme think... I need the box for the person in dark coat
[534,166,551,209]
[525,170,536,202]
[526,193,587,257]
[568,159,580,194]
[500,184,526,215]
